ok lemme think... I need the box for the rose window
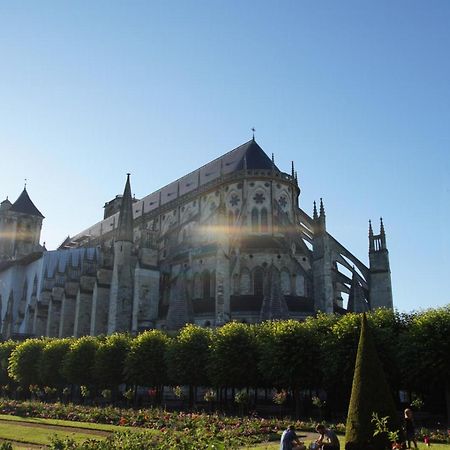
[253,193,266,204]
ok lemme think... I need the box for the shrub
[345,314,401,450]
[8,339,46,387]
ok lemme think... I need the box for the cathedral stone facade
[0,139,393,339]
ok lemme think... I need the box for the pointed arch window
[232,273,239,294]
[294,274,305,296]
[261,208,268,232]
[210,270,216,297]
[202,270,211,299]
[240,268,251,295]
[281,269,291,295]
[193,273,202,299]
[253,267,264,297]
[251,208,259,232]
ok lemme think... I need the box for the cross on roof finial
[251,127,255,140]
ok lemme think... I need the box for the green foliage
[399,306,450,422]
[0,340,18,386]
[125,330,169,387]
[165,324,211,387]
[345,314,400,450]
[172,385,184,399]
[410,397,424,410]
[8,339,46,387]
[39,338,72,387]
[101,389,112,401]
[204,388,216,402]
[321,309,403,413]
[123,388,134,400]
[208,322,259,388]
[93,334,130,389]
[62,337,99,386]
[400,306,450,387]
[234,389,249,405]
[272,390,287,405]
[372,412,400,444]
[80,385,90,398]
[257,320,318,390]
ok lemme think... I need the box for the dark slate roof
[233,139,278,170]
[70,139,281,242]
[10,189,44,218]
[0,198,12,212]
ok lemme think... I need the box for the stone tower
[0,188,44,260]
[107,174,135,333]
[368,219,393,309]
[312,199,334,313]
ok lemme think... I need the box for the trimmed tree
[93,333,131,395]
[39,338,72,388]
[61,336,99,388]
[125,329,170,401]
[0,340,18,387]
[258,319,319,417]
[399,306,450,424]
[345,313,401,450]
[165,324,212,406]
[8,339,47,392]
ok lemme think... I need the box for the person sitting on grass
[315,424,340,450]
[280,425,306,450]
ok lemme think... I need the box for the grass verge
[0,422,105,445]
[0,414,144,433]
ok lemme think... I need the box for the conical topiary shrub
[345,313,401,450]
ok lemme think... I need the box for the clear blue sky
[1,1,449,312]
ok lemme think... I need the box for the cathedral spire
[318,198,326,232]
[380,217,386,249]
[319,198,325,218]
[116,174,134,243]
[369,220,374,252]
[313,201,318,220]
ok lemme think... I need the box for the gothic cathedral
[0,139,393,339]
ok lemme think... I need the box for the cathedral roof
[0,198,12,212]
[139,139,279,209]
[69,139,285,243]
[9,188,44,218]
[229,139,278,171]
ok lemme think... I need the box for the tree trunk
[446,380,450,426]
[293,387,301,419]
[189,384,194,409]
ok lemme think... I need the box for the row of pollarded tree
[0,306,449,420]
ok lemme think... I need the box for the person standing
[315,424,340,450]
[404,408,418,449]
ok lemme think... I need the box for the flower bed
[0,399,448,447]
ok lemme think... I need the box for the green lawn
[0,414,447,450]
[0,421,106,446]
[0,414,144,433]
[0,414,157,449]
